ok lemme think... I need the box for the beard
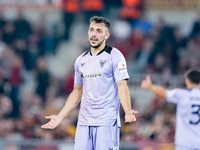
[89,39,104,49]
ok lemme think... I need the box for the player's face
[88,22,110,49]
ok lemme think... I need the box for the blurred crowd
[109,13,200,76]
[0,0,200,149]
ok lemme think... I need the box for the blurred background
[0,0,200,149]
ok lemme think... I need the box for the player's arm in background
[41,84,82,129]
[141,75,166,99]
[117,79,138,123]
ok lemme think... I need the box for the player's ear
[105,32,110,40]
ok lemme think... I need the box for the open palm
[41,115,62,129]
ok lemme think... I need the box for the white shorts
[74,124,120,150]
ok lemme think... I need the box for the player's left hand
[125,110,139,123]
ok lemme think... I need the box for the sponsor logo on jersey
[81,72,102,79]
[99,60,107,68]
[118,61,127,72]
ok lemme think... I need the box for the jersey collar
[89,45,112,56]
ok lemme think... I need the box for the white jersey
[74,45,129,126]
[166,87,200,149]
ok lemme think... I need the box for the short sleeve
[112,49,129,83]
[74,57,83,85]
[166,89,181,104]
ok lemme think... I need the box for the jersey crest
[99,60,107,68]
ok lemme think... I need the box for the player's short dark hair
[90,16,111,30]
[184,68,200,84]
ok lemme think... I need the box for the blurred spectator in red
[1,47,17,82]
[81,0,105,24]
[9,56,23,117]
[61,0,79,40]
[120,0,143,24]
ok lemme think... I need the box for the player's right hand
[141,75,152,89]
[41,115,62,129]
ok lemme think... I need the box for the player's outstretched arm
[41,84,82,129]
[117,80,138,123]
[41,115,62,129]
[141,75,166,99]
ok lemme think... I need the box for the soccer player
[41,16,138,150]
[141,68,200,150]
